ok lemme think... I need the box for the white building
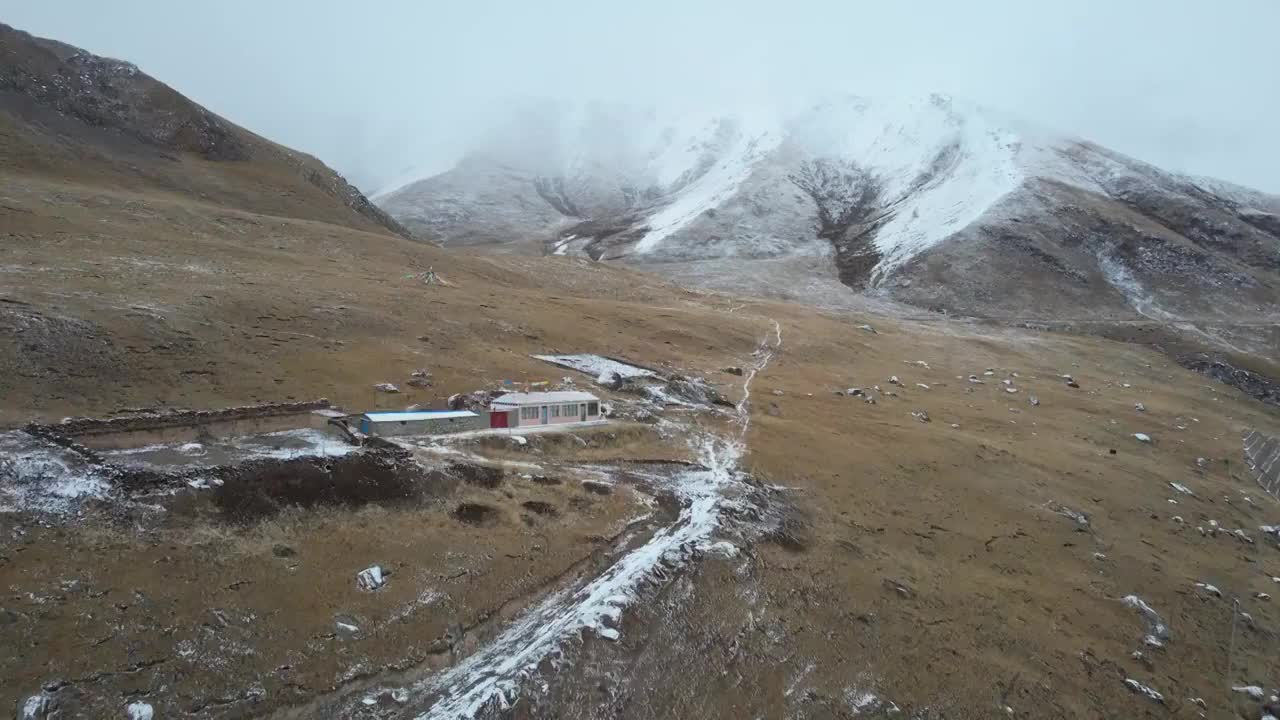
[489,391,602,429]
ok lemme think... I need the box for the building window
[587,401,599,416]
[551,404,561,418]
[520,406,538,420]
[562,403,576,415]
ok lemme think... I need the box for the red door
[490,410,510,429]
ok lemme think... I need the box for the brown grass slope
[0,22,410,239]
[2,28,1280,720]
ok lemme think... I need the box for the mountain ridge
[0,22,411,239]
[377,95,1280,344]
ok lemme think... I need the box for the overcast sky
[9,0,1280,193]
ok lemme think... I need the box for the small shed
[489,391,601,429]
[358,410,485,436]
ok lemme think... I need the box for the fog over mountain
[8,0,1280,194]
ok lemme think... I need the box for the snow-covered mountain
[378,95,1280,332]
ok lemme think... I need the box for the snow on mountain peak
[377,94,1166,280]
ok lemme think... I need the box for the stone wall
[34,400,333,450]
[1244,430,1280,499]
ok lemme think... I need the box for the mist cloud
[9,0,1280,193]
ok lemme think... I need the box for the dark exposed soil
[452,501,500,526]
[1179,352,1280,407]
[211,450,432,522]
[452,462,505,489]
[520,500,558,517]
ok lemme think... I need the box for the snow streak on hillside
[634,113,781,253]
[788,96,1023,277]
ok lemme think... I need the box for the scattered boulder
[882,578,916,599]
[911,410,931,423]
[356,565,387,591]
[1062,375,1080,388]
[595,370,624,390]
[857,324,877,334]
[888,376,901,386]
[1134,433,1153,444]
[1135,402,1146,412]
[721,366,744,376]
[771,389,784,396]
[1233,686,1265,701]
[374,383,400,394]
[1124,678,1164,704]
[1004,387,1018,394]
[846,387,864,397]
[1194,582,1222,598]
[1029,396,1040,407]
[19,695,53,720]
[448,390,498,411]
[271,543,296,558]
[126,701,155,720]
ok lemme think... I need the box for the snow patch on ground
[533,353,656,378]
[103,428,356,469]
[0,431,109,514]
[357,320,784,718]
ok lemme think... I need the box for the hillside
[378,96,1280,335]
[0,22,409,238]
[3,27,1280,720]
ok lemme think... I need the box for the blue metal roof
[362,410,478,422]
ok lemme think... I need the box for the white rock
[888,375,900,385]
[916,383,931,390]
[1124,678,1164,703]
[1093,552,1107,560]
[20,696,50,720]
[1122,383,1132,388]
[1256,592,1271,601]
[126,701,155,720]
[1171,516,1184,524]
[1133,433,1152,443]
[595,370,623,390]
[1134,402,1146,412]
[1194,582,1222,598]
[374,382,400,393]
[1029,396,1040,406]
[509,435,528,446]
[356,565,387,591]
[1004,387,1018,394]
[1169,482,1194,495]
[1232,685,1265,701]
[984,370,995,376]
